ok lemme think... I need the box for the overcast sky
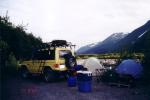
[0,0,150,49]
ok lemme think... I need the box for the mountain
[77,42,100,54]
[132,30,150,52]
[77,32,127,54]
[113,20,150,51]
[77,20,150,54]
[92,33,127,53]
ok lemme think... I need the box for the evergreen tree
[0,15,43,72]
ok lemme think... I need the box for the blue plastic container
[77,71,92,93]
[77,73,92,81]
[78,81,92,92]
[67,76,77,87]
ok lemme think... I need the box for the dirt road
[1,76,150,100]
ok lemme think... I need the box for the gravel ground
[1,76,150,100]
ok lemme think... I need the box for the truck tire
[65,55,77,69]
[19,67,30,79]
[43,68,56,82]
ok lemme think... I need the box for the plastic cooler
[77,71,92,92]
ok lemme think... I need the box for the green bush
[5,53,18,75]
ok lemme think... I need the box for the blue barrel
[78,81,92,92]
[77,73,92,81]
[67,76,77,87]
[77,71,92,93]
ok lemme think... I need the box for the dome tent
[83,57,104,76]
[115,59,143,79]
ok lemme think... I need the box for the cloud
[0,0,150,48]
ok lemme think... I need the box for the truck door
[31,50,41,73]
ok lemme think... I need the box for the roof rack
[38,40,76,50]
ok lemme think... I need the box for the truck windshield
[59,50,72,58]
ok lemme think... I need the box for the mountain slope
[77,32,127,54]
[77,20,150,54]
[132,30,150,52]
[114,20,150,51]
[77,42,100,54]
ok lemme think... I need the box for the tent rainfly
[115,59,143,79]
[83,57,104,76]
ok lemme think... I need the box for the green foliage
[77,53,143,59]
[0,40,9,68]
[6,52,17,68]
[130,30,150,82]
[0,15,42,60]
[5,53,18,75]
[0,15,43,76]
[0,40,8,49]
[142,31,150,81]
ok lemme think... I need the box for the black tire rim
[69,58,76,67]
[65,56,76,69]
[44,69,55,82]
[44,72,50,82]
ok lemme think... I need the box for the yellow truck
[19,40,76,82]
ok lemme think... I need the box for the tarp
[83,57,104,76]
[115,59,143,79]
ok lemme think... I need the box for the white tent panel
[83,57,104,76]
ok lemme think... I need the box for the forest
[0,15,42,75]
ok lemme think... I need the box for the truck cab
[19,40,76,82]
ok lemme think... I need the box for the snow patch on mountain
[89,42,98,47]
[138,31,147,38]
